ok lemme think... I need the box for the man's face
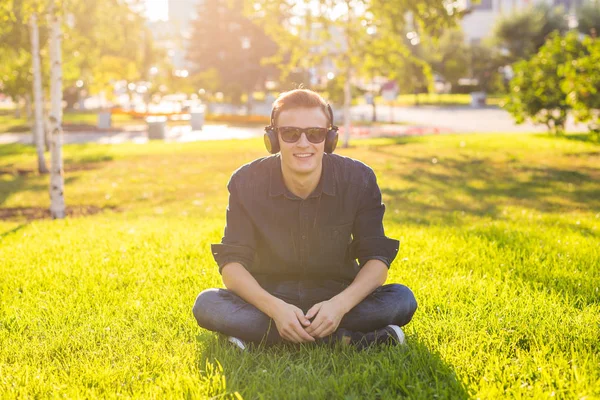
[277,107,328,177]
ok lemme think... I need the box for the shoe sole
[387,325,406,345]
[228,336,247,350]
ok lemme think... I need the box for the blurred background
[0,0,598,143]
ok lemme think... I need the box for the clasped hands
[271,297,348,344]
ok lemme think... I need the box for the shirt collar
[269,153,336,198]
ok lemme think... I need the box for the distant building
[146,1,202,70]
[461,0,586,43]
[168,0,201,34]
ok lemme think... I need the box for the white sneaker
[227,336,247,350]
[385,325,406,345]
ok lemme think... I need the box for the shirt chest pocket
[315,222,353,265]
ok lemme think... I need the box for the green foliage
[250,0,461,93]
[493,3,568,62]
[562,36,600,134]
[420,29,505,94]
[323,76,365,105]
[468,42,506,93]
[62,0,155,93]
[187,0,278,103]
[0,134,599,398]
[505,32,586,135]
[421,29,469,88]
[0,47,33,100]
[0,0,163,100]
[0,1,48,100]
[362,28,431,97]
[577,2,600,37]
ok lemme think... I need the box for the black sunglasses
[276,126,329,143]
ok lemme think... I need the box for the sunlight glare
[145,0,168,21]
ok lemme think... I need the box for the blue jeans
[192,279,417,346]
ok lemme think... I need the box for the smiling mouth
[294,154,313,158]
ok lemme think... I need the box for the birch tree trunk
[49,7,66,219]
[25,94,32,121]
[30,13,49,174]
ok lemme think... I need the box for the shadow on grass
[0,174,78,208]
[0,142,113,213]
[0,223,28,241]
[465,225,599,307]
[0,143,35,158]
[196,333,469,399]
[370,144,599,227]
[0,205,121,221]
[555,133,600,145]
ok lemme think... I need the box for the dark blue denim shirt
[210,153,399,285]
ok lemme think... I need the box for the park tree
[562,35,600,134]
[505,31,586,135]
[577,2,600,38]
[1,0,155,177]
[187,0,278,110]
[420,28,469,90]
[1,0,155,105]
[47,0,65,218]
[30,12,48,173]
[0,0,50,172]
[493,3,568,62]
[361,17,432,107]
[60,0,154,105]
[468,42,505,93]
[249,0,462,147]
[0,0,46,119]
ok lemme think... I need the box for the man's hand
[270,299,315,343]
[304,298,348,338]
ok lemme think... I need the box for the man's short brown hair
[271,89,331,128]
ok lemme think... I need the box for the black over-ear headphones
[263,104,339,154]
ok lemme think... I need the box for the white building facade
[461,0,586,43]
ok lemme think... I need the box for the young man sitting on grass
[193,89,417,350]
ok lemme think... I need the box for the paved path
[0,123,461,145]
[1,105,589,145]
[0,124,262,145]
[348,105,589,133]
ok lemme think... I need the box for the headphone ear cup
[325,129,338,154]
[264,128,280,154]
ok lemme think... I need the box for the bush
[562,36,600,133]
[504,31,586,135]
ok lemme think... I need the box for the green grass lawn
[0,110,142,133]
[0,134,599,398]
[363,93,506,107]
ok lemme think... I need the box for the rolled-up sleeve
[349,169,399,268]
[210,174,257,274]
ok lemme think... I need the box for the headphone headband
[270,104,336,129]
[264,104,339,154]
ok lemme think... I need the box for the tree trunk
[342,73,352,148]
[25,93,32,121]
[43,93,50,151]
[30,13,49,174]
[14,97,22,119]
[372,100,377,123]
[49,8,66,219]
